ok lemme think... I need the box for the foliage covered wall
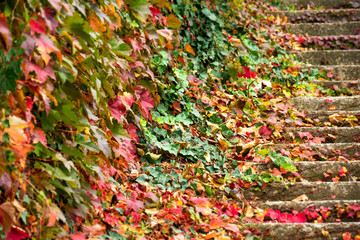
[0,0,316,239]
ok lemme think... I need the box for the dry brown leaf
[292,194,309,201]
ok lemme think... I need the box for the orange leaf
[229,37,241,44]
[185,44,195,56]
[210,217,224,229]
[328,105,336,111]
[47,209,58,227]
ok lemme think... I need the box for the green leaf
[201,8,217,21]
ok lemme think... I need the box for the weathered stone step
[295,161,360,180]
[270,143,360,159]
[309,65,360,79]
[287,126,360,143]
[294,95,360,111]
[294,50,360,65]
[280,0,360,9]
[269,9,360,24]
[287,22,360,36]
[240,222,360,240]
[312,80,360,90]
[298,34,360,50]
[259,199,360,212]
[255,161,360,181]
[305,110,360,123]
[244,182,360,201]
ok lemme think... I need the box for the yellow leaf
[167,14,182,29]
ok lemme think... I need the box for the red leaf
[224,224,240,233]
[70,232,86,240]
[23,60,55,83]
[21,35,36,56]
[48,0,62,12]
[238,67,257,79]
[190,197,210,206]
[125,123,139,142]
[281,149,290,157]
[35,34,62,65]
[150,6,161,17]
[29,18,46,35]
[126,199,144,212]
[298,132,313,140]
[0,13,12,49]
[32,128,47,146]
[293,212,307,223]
[266,209,280,220]
[339,167,348,177]
[43,8,59,34]
[108,93,134,123]
[125,37,141,53]
[6,227,29,240]
[113,139,136,162]
[342,232,351,240]
[259,125,272,138]
[47,209,58,227]
[135,86,154,118]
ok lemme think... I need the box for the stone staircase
[241,0,360,239]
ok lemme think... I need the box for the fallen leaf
[259,125,272,138]
[292,194,308,201]
[70,232,86,240]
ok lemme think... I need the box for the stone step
[305,110,360,123]
[287,22,360,36]
[255,161,360,181]
[268,9,360,24]
[279,0,360,9]
[243,182,360,201]
[299,34,360,50]
[240,222,360,239]
[294,95,360,111]
[270,143,360,159]
[294,161,360,180]
[259,199,360,212]
[294,50,360,65]
[312,80,360,90]
[286,126,360,143]
[309,65,360,79]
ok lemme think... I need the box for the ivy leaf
[201,8,217,21]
